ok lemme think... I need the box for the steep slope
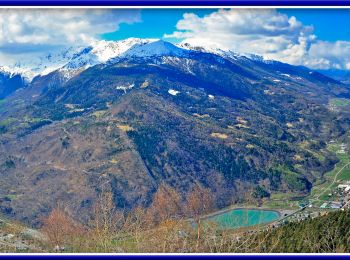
[318,69,350,85]
[240,210,350,253]
[0,40,349,226]
[3,38,348,98]
[0,68,26,99]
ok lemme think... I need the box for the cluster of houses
[318,183,350,209]
[337,184,350,193]
[268,142,349,228]
[320,201,343,209]
[337,143,347,154]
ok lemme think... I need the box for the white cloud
[0,9,140,46]
[165,9,350,70]
[0,9,140,65]
[305,40,350,69]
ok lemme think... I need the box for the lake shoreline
[203,206,283,220]
[201,206,293,230]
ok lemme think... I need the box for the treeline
[246,210,350,253]
[40,184,350,253]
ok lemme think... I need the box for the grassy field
[329,98,350,107]
[298,140,326,162]
[261,142,350,209]
[307,142,350,206]
[0,99,5,112]
[263,192,302,209]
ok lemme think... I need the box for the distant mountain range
[0,38,156,82]
[1,38,348,97]
[0,38,349,226]
[317,69,350,85]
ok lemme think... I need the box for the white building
[338,184,350,191]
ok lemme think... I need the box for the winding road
[315,162,350,201]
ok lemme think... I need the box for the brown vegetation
[185,183,215,242]
[39,182,350,253]
[146,183,183,225]
[41,206,85,252]
[40,184,217,252]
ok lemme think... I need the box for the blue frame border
[1,0,350,258]
[0,0,350,6]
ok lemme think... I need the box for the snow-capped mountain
[4,47,79,82]
[0,66,26,99]
[59,38,159,79]
[62,38,158,70]
[2,38,159,83]
[2,38,248,83]
[177,42,238,59]
[2,34,350,227]
[0,66,12,77]
[177,42,276,64]
[0,37,334,96]
[122,40,189,58]
[2,38,284,86]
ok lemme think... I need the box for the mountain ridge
[2,38,345,86]
[0,37,349,225]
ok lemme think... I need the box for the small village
[271,142,350,226]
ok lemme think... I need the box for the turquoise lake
[205,208,280,230]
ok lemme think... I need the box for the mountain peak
[2,38,160,82]
[177,42,242,61]
[0,38,326,85]
[89,38,159,62]
[122,40,188,58]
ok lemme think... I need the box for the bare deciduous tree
[146,183,183,225]
[89,190,127,252]
[185,183,215,244]
[41,206,84,251]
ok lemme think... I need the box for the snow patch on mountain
[177,42,278,65]
[280,73,291,78]
[0,66,12,77]
[177,42,240,60]
[116,83,135,94]
[123,40,189,58]
[2,47,80,82]
[2,38,158,82]
[168,89,180,96]
[64,38,157,71]
[0,38,305,85]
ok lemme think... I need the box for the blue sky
[102,9,350,43]
[100,9,350,70]
[280,9,350,42]
[0,9,349,70]
[102,9,215,42]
